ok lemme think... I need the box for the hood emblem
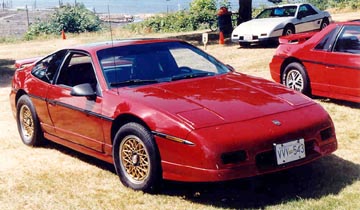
[272,120,282,126]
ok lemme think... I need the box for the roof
[70,38,182,52]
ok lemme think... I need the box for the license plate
[244,34,252,41]
[274,139,306,165]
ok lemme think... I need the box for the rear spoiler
[278,31,318,44]
[14,57,43,69]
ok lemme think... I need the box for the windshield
[256,6,297,19]
[97,41,230,87]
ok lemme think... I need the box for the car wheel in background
[282,62,311,96]
[283,25,295,36]
[16,95,45,146]
[113,122,162,193]
[320,18,329,30]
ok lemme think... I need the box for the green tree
[189,0,217,26]
[25,3,101,39]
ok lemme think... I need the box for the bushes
[25,3,101,40]
[127,0,218,33]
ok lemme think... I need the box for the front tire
[113,122,162,193]
[16,95,45,146]
[282,62,311,96]
[283,25,295,36]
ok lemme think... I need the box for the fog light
[320,128,333,141]
[221,150,247,164]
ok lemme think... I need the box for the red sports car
[270,21,360,103]
[10,39,337,192]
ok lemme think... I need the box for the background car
[10,39,337,192]
[231,3,331,47]
[270,21,360,103]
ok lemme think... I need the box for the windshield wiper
[110,79,159,87]
[171,72,215,81]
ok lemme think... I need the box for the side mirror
[297,12,304,19]
[70,83,97,100]
[226,64,235,72]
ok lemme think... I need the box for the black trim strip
[302,59,360,71]
[50,99,114,122]
[273,55,360,71]
[28,94,114,122]
[273,18,325,34]
[28,93,46,101]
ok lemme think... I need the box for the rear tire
[16,95,45,146]
[282,62,311,96]
[113,122,162,193]
[320,18,329,30]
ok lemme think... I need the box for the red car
[270,21,360,103]
[10,39,337,192]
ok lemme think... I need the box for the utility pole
[26,5,30,28]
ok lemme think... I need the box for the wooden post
[26,5,30,28]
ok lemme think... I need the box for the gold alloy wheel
[19,105,34,141]
[120,135,150,184]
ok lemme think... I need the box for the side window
[314,27,338,51]
[298,4,317,18]
[32,50,66,83]
[56,52,97,88]
[333,25,360,54]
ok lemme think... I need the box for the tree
[25,3,101,39]
[238,0,252,24]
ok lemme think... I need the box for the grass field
[0,12,360,210]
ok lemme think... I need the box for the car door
[296,4,322,33]
[27,50,67,135]
[325,25,360,100]
[47,50,105,151]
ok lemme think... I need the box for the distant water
[7,0,273,14]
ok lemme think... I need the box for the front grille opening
[320,128,333,141]
[221,150,247,164]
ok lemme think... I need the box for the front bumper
[157,104,337,182]
[231,34,278,44]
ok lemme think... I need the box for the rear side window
[314,28,338,51]
[32,50,67,83]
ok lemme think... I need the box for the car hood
[120,73,314,129]
[233,17,292,34]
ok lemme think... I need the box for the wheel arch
[110,113,151,145]
[283,23,295,35]
[15,89,28,105]
[280,57,304,84]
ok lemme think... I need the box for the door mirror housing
[71,83,97,100]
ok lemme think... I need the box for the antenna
[108,4,114,46]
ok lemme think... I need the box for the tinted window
[56,52,97,88]
[315,27,338,51]
[298,4,318,18]
[32,50,67,83]
[334,25,360,54]
[256,6,297,19]
[97,42,230,87]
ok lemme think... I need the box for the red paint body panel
[10,39,337,183]
[270,21,360,102]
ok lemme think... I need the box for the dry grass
[0,11,360,210]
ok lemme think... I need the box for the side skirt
[44,133,114,164]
